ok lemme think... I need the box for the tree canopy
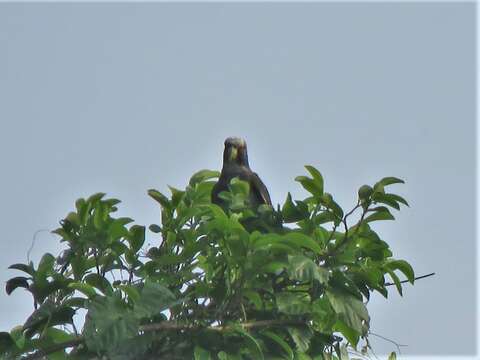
[1,166,414,359]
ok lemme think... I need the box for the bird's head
[223,137,249,167]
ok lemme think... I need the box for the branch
[326,202,368,258]
[384,272,435,286]
[368,331,407,355]
[24,319,307,359]
[24,338,84,360]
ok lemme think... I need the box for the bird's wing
[250,172,272,206]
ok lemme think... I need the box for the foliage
[1,166,414,359]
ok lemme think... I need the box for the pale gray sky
[0,3,475,355]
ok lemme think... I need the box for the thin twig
[27,229,52,263]
[385,272,435,286]
[369,331,407,355]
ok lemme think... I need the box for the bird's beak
[229,147,238,161]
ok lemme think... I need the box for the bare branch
[385,272,435,286]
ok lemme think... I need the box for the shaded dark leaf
[8,263,35,276]
[6,277,29,295]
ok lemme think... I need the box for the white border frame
[0,1,475,358]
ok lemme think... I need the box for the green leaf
[304,165,324,195]
[194,345,212,360]
[232,326,264,360]
[134,280,177,318]
[276,292,310,315]
[217,351,231,360]
[372,193,400,210]
[63,297,88,309]
[0,332,16,354]
[149,224,162,233]
[84,274,113,295]
[388,352,397,360]
[372,182,384,194]
[108,219,130,241]
[8,263,35,276]
[37,253,56,276]
[261,330,294,360]
[358,185,373,200]
[311,297,336,333]
[314,211,337,225]
[118,285,141,304]
[254,234,286,250]
[23,301,75,337]
[154,254,183,266]
[87,192,106,204]
[75,197,86,213]
[387,193,409,207]
[93,203,106,229]
[148,189,171,209]
[282,193,306,223]
[295,176,322,198]
[284,233,322,254]
[243,290,263,309]
[68,282,97,298]
[128,225,146,252]
[9,326,26,351]
[192,181,217,203]
[44,327,75,344]
[287,326,313,352]
[378,177,405,186]
[189,169,220,186]
[326,290,369,336]
[261,261,287,274]
[364,208,395,222]
[84,294,139,353]
[168,186,185,208]
[229,177,250,197]
[386,259,415,284]
[333,319,360,348]
[385,268,403,296]
[294,352,313,360]
[287,255,330,284]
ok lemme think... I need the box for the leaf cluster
[1,167,414,360]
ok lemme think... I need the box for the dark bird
[212,137,272,209]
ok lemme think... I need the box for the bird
[211,137,272,209]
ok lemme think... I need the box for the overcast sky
[0,3,475,356]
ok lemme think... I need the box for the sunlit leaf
[148,189,171,209]
[295,176,322,198]
[305,165,324,195]
[327,290,369,336]
[378,177,405,186]
[68,282,97,298]
[388,352,397,360]
[287,255,330,284]
[189,169,220,186]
